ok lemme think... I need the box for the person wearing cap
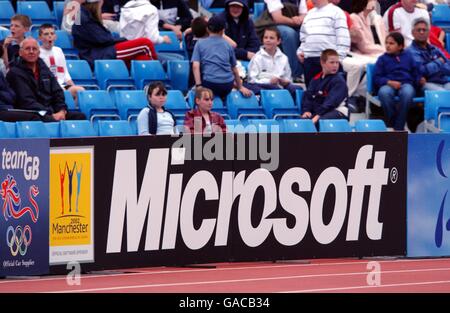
[72,0,158,69]
[218,0,260,61]
[192,14,252,100]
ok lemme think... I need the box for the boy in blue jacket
[301,49,349,126]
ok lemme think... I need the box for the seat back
[98,120,134,136]
[94,59,135,90]
[319,119,352,132]
[247,119,280,133]
[165,90,190,118]
[155,31,186,56]
[60,120,97,137]
[114,90,147,121]
[354,119,387,132]
[280,119,317,133]
[16,121,49,138]
[424,90,450,131]
[0,121,15,138]
[66,59,99,89]
[17,1,56,27]
[432,4,450,27]
[55,30,78,59]
[44,122,61,138]
[226,91,266,120]
[130,60,168,90]
[78,90,120,122]
[0,1,15,25]
[167,60,189,93]
[260,89,300,119]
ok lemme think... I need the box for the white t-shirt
[39,46,72,88]
[264,0,307,14]
[156,111,176,135]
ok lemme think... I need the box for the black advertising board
[50,132,407,273]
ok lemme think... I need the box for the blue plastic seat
[432,4,450,29]
[78,90,120,123]
[226,91,266,120]
[64,90,78,111]
[446,33,450,53]
[129,119,137,135]
[424,90,450,132]
[260,89,302,119]
[295,89,303,112]
[0,28,10,41]
[280,119,316,133]
[16,121,49,138]
[155,31,186,57]
[0,1,15,26]
[55,30,79,59]
[167,60,189,93]
[114,90,147,121]
[17,1,56,28]
[319,119,352,132]
[130,60,169,90]
[253,2,266,21]
[98,120,134,137]
[44,122,61,138]
[247,119,281,133]
[0,121,15,138]
[53,1,65,27]
[66,59,99,89]
[94,59,135,91]
[60,120,97,137]
[354,119,387,132]
[165,90,190,119]
[3,122,16,137]
[224,119,245,133]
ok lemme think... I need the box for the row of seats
[0,118,388,139]
[424,90,450,132]
[67,59,190,93]
[0,1,62,28]
[70,89,304,123]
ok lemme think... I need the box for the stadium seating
[3,122,16,137]
[432,4,450,29]
[165,90,190,119]
[155,31,187,57]
[17,1,56,29]
[0,121,15,138]
[94,60,135,91]
[446,33,450,53]
[0,1,15,26]
[98,120,134,137]
[224,119,245,132]
[130,60,169,90]
[253,2,265,21]
[114,90,147,121]
[260,89,302,119]
[16,121,49,138]
[319,119,352,132]
[295,89,304,112]
[78,90,120,123]
[167,60,189,93]
[55,30,79,59]
[44,122,61,138]
[424,90,450,132]
[354,119,387,132]
[66,60,99,89]
[54,1,65,27]
[60,120,97,137]
[247,119,281,133]
[280,119,317,133]
[64,90,77,111]
[0,28,10,41]
[226,91,266,120]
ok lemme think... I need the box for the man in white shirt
[39,24,85,105]
[383,0,430,46]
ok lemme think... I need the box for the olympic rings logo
[6,225,32,257]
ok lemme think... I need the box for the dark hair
[350,0,368,14]
[207,15,225,33]
[320,49,339,62]
[263,26,281,40]
[191,16,208,38]
[386,31,405,47]
[147,81,167,100]
[38,23,55,36]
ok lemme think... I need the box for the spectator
[245,27,302,99]
[61,0,85,34]
[185,16,209,60]
[6,38,86,122]
[383,0,429,46]
[72,0,158,69]
[373,32,422,130]
[137,81,177,135]
[301,49,349,126]
[1,14,31,68]
[254,0,307,80]
[297,0,350,87]
[150,0,193,38]
[192,15,251,100]
[38,24,85,104]
[184,87,227,133]
[408,17,450,91]
[218,0,260,61]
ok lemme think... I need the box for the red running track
[1,258,450,293]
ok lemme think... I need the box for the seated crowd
[0,0,449,134]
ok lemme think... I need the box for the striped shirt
[297,3,350,60]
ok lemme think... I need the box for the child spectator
[374,32,422,131]
[301,49,349,125]
[184,87,227,133]
[1,14,31,67]
[72,0,158,69]
[38,24,85,104]
[137,81,177,135]
[245,26,302,99]
[191,14,251,100]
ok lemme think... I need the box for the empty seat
[130,60,168,90]
[0,1,15,26]
[226,91,266,120]
[64,90,78,111]
[354,119,387,132]
[44,121,61,137]
[432,4,450,28]
[247,119,281,133]
[17,1,56,28]
[165,90,190,119]
[0,121,15,138]
[424,90,450,132]
[0,28,10,41]
[54,1,65,27]
[78,90,120,123]
[94,59,135,91]
[155,31,186,57]
[167,60,189,93]
[55,30,78,59]
[319,119,352,132]
[98,120,134,137]
[60,120,97,137]
[224,119,245,133]
[66,59,99,89]
[114,90,147,121]
[280,119,316,133]
[16,121,49,138]
[260,89,302,119]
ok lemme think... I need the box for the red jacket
[183,109,227,133]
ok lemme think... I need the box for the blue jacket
[72,6,124,68]
[407,41,450,85]
[147,105,176,135]
[373,50,421,91]
[0,73,15,111]
[150,0,193,31]
[219,0,260,60]
[302,72,348,116]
